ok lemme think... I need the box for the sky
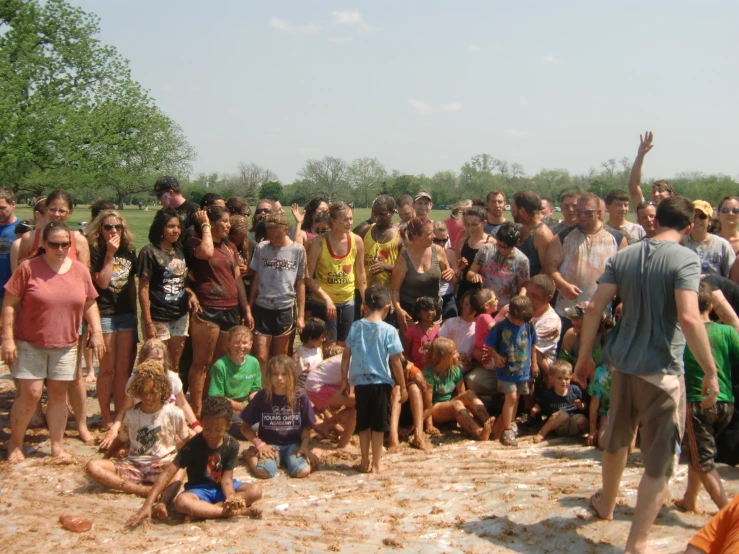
[70,1,739,183]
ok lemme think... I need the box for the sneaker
[501,429,518,447]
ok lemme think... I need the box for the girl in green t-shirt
[422,337,495,441]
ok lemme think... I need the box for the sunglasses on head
[721,207,739,215]
[255,208,270,215]
[695,213,709,220]
[103,223,123,232]
[47,240,70,250]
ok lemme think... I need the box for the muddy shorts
[153,313,189,341]
[197,306,240,333]
[114,457,169,485]
[355,383,392,433]
[554,412,588,436]
[497,380,530,396]
[685,401,734,472]
[252,304,294,337]
[12,340,78,381]
[603,370,684,478]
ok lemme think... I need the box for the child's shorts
[355,383,392,433]
[252,304,295,337]
[255,443,309,478]
[12,340,77,381]
[153,314,189,341]
[497,380,530,396]
[684,401,734,472]
[307,385,339,411]
[184,479,246,503]
[114,457,170,485]
[555,413,588,436]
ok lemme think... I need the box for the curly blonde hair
[86,209,135,253]
[126,359,172,403]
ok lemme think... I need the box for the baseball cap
[693,200,713,217]
[414,190,432,202]
[153,175,180,196]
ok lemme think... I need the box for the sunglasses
[255,208,271,215]
[721,207,739,215]
[577,209,596,216]
[46,240,71,250]
[432,237,448,245]
[695,213,709,220]
[315,228,329,234]
[103,224,124,232]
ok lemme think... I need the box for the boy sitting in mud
[126,396,262,525]
[531,360,588,443]
[86,360,190,517]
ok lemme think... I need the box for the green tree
[259,181,283,201]
[348,157,388,208]
[298,156,349,203]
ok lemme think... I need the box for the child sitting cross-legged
[484,295,538,447]
[293,317,327,389]
[389,353,431,451]
[241,355,320,479]
[86,360,190,519]
[208,326,261,437]
[304,345,357,448]
[126,396,262,526]
[423,337,496,441]
[531,360,588,443]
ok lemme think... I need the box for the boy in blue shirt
[341,285,407,473]
[485,295,538,447]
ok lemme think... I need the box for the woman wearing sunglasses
[3,221,104,463]
[248,199,274,242]
[86,210,138,429]
[715,196,739,255]
[686,200,735,278]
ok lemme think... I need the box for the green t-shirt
[587,365,612,417]
[422,365,463,404]
[684,322,738,403]
[208,354,262,402]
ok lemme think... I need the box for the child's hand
[126,505,152,528]
[586,432,597,447]
[574,399,585,411]
[256,444,278,462]
[297,445,319,468]
[99,424,121,451]
[492,352,506,369]
[533,434,544,444]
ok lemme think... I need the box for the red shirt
[188,238,239,309]
[5,257,97,348]
[445,217,465,250]
[404,322,440,369]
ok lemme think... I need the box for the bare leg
[174,492,228,519]
[85,459,151,497]
[458,390,491,425]
[358,429,371,473]
[624,473,669,554]
[269,334,292,358]
[388,386,402,449]
[534,411,570,443]
[187,315,220,417]
[83,344,96,381]
[408,385,429,450]
[252,335,272,378]
[591,446,629,520]
[334,408,356,448]
[69,345,93,442]
[370,430,384,473]
[243,449,272,479]
[46,379,72,458]
[500,392,518,432]
[7,379,43,462]
[166,335,186,370]
[113,331,135,417]
[96,333,116,427]
[676,465,729,513]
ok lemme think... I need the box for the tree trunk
[117,191,125,210]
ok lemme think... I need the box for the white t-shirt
[304,354,343,393]
[126,369,182,404]
[439,317,476,359]
[531,305,562,365]
[293,345,323,378]
[117,403,189,462]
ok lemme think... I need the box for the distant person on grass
[575,196,719,554]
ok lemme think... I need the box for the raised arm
[627,131,654,208]
[191,211,214,260]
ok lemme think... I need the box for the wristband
[190,420,201,429]
[252,439,265,449]
[201,222,211,229]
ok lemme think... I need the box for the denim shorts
[256,443,309,478]
[101,313,137,333]
[184,479,245,504]
[311,299,355,342]
[153,313,189,341]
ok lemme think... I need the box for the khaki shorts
[153,313,189,341]
[603,370,684,478]
[497,380,530,396]
[11,340,78,381]
[555,413,588,436]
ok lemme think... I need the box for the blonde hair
[87,209,135,253]
[265,355,297,411]
[137,338,172,374]
[126,359,172,403]
[425,337,457,374]
[324,344,344,358]
[451,200,472,219]
[549,360,573,379]
[432,220,448,233]
[227,325,253,343]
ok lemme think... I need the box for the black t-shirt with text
[137,243,189,321]
[173,432,239,487]
[89,245,137,316]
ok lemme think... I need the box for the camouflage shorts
[684,402,734,472]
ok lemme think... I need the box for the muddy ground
[1,372,736,554]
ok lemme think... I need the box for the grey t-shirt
[605,221,645,245]
[249,242,306,310]
[684,234,736,278]
[599,240,700,377]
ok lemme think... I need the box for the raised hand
[638,131,654,157]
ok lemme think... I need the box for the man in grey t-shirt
[574,196,718,554]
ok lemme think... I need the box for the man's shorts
[153,313,189,341]
[465,367,500,398]
[685,401,734,472]
[12,340,78,381]
[252,304,294,337]
[603,369,684,478]
[355,383,392,433]
[554,413,588,436]
[197,307,240,333]
[184,479,246,503]
[497,379,530,396]
[114,457,170,485]
[101,312,137,333]
[307,384,339,411]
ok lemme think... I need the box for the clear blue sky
[71,1,739,183]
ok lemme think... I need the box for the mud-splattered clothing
[137,243,189,322]
[187,237,239,309]
[90,244,137,315]
[473,244,530,308]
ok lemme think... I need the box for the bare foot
[78,426,95,444]
[590,490,614,521]
[152,502,169,521]
[240,506,263,519]
[387,437,400,450]
[371,463,384,474]
[533,434,544,444]
[313,421,332,440]
[673,498,702,514]
[353,459,371,473]
[410,433,431,452]
[479,417,496,441]
[51,446,72,460]
[6,443,25,463]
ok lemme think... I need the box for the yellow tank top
[315,233,357,304]
[363,224,400,289]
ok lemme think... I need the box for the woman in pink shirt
[2,221,104,463]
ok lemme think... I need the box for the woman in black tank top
[455,206,493,302]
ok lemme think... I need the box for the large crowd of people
[2,132,739,553]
